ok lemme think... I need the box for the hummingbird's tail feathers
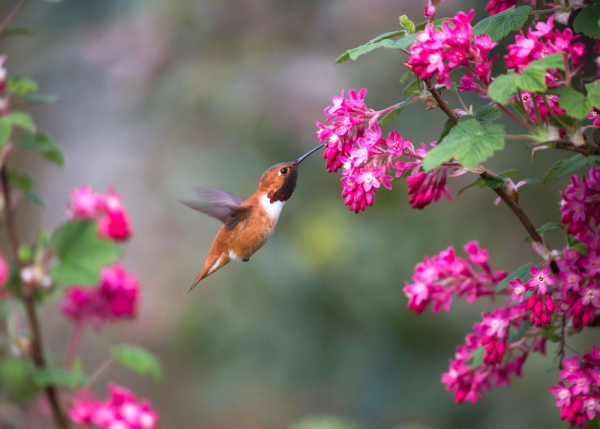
[188,252,230,292]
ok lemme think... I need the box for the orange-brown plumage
[183,144,323,291]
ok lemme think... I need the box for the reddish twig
[1,166,70,429]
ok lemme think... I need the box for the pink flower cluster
[505,16,584,74]
[67,185,132,242]
[403,241,507,314]
[513,90,564,123]
[62,264,139,329]
[0,55,8,117]
[560,168,600,236]
[442,308,530,403]
[551,348,600,428]
[316,89,451,212]
[0,252,10,300]
[485,0,533,16]
[69,383,158,429]
[408,10,498,93]
[510,266,556,328]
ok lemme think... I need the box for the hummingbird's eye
[280,168,288,175]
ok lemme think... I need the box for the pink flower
[408,10,497,92]
[527,266,555,294]
[509,278,526,302]
[67,186,133,241]
[69,383,159,429]
[551,381,572,407]
[62,264,140,329]
[580,287,600,308]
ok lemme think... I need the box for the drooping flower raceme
[69,383,159,429]
[316,89,452,212]
[62,263,140,329]
[408,9,498,94]
[67,185,133,241]
[551,348,600,428]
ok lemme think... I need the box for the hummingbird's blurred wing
[181,187,251,230]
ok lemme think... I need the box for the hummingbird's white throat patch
[261,194,285,221]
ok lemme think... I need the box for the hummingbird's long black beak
[296,143,324,164]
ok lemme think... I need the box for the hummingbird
[182,143,324,291]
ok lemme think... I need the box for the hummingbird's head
[259,143,324,204]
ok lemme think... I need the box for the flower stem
[64,322,84,369]
[495,104,533,132]
[0,0,30,35]
[0,166,70,429]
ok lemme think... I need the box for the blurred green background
[1,0,598,428]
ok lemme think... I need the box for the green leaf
[112,345,162,381]
[551,87,591,120]
[0,121,10,146]
[475,105,502,129]
[508,320,532,344]
[458,177,485,195]
[18,133,65,166]
[540,325,561,343]
[483,174,509,189]
[32,368,87,388]
[498,169,519,178]
[423,118,504,171]
[8,169,33,192]
[378,95,413,127]
[25,191,45,207]
[495,263,533,293]
[399,15,416,33]
[546,154,600,182]
[366,30,406,45]
[25,94,61,104]
[488,73,521,105]
[586,80,600,109]
[488,53,565,104]
[0,112,36,133]
[524,222,564,242]
[473,6,532,42]
[403,78,420,97]
[521,178,542,185]
[471,346,485,369]
[0,27,34,39]
[50,220,121,288]
[399,69,411,84]
[567,234,588,257]
[394,34,417,50]
[574,3,600,39]
[335,35,405,64]
[7,77,38,97]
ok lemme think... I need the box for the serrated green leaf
[0,27,34,39]
[498,169,519,178]
[496,263,533,293]
[112,345,162,381]
[483,175,509,189]
[335,36,405,64]
[524,222,564,242]
[7,77,38,97]
[471,346,485,369]
[547,154,600,181]
[473,6,532,42]
[475,105,502,129]
[32,368,87,388]
[50,220,121,288]
[378,95,413,127]
[400,15,416,33]
[551,86,591,120]
[0,112,36,133]
[437,118,455,145]
[489,53,565,104]
[574,3,600,39]
[18,133,65,166]
[567,234,588,257]
[586,80,600,109]
[423,118,504,171]
[508,320,532,344]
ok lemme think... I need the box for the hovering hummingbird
[182,143,324,291]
